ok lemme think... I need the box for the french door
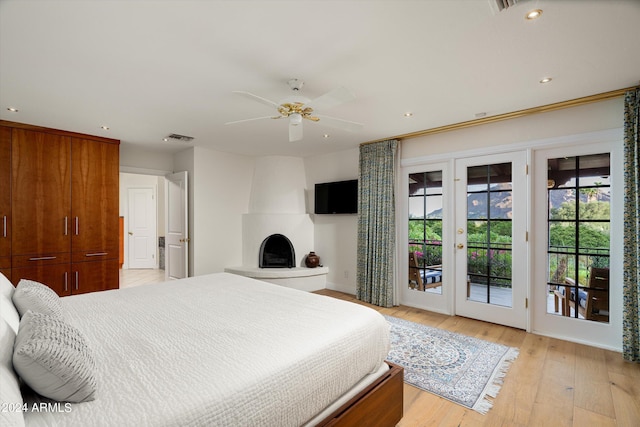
[454,152,528,329]
[402,162,453,314]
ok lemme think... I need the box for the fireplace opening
[259,234,295,268]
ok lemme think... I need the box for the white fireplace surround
[225,156,328,291]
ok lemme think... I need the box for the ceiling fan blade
[232,91,280,109]
[315,114,363,132]
[289,121,303,142]
[306,86,356,111]
[225,115,282,125]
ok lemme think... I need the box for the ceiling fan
[225,79,363,142]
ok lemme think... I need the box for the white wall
[401,98,623,159]
[120,143,174,173]
[305,147,359,294]
[183,146,255,276]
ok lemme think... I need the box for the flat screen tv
[314,179,358,214]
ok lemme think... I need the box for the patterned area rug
[384,316,519,414]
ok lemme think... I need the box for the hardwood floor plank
[574,344,615,418]
[609,371,640,426]
[573,407,616,427]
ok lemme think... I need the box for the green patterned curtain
[623,88,640,362]
[357,140,398,307]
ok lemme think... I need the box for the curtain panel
[357,140,398,307]
[623,88,640,362]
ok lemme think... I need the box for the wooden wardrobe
[0,121,120,296]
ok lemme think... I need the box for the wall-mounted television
[314,179,358,214]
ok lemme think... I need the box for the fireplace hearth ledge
[224,266,329,292]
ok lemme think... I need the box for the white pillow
[0,319,26,427]
[13,311,97,403]
[0,271,14,298]
[0,294,20,334]
[12,279,64,319]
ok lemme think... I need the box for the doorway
[119,173,165,271]
[454,152,528,329]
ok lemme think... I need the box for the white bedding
[22,273,390,427]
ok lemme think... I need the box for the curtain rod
[360,85,639,146]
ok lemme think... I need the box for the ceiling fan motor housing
[288,79,304,91]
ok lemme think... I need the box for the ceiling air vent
[165,133,194,143]
[489,0,519,14]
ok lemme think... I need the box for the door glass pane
[466,163,513,307]
[408,171,443,295]
[547,153,610,322]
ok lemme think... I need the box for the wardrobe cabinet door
[72,258,119,295]
[0,127,11,263]
[11,263,72,297]
[12,129,71,255]
[71,138,119,259]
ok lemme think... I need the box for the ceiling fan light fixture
[290,113,303,126]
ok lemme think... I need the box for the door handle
[29,256,57,261]
[128,232,133,235]
[457,243,464,249]
[179,238,191,243]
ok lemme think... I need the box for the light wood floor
[119,268,166,289]
[315,289,640,427]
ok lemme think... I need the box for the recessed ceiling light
[100,125,110,130]
[162,138,169,142]
[404,112,413,117]
[323,134,330,138]
[540,77,552,84]
[525,9,543,20]
[6,107,19,112]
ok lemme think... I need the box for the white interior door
[127,188,157,269]
[454,152,528,329]
[165,171,188,280]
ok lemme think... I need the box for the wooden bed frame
[317,361,404,427]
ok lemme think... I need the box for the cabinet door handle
[29,256,57,261]
[2,215,6,238]
[64,216,68,236]
[64,272,68,292]
[75,271,79,291]
[75,217,79,235]
[85,252,108,257]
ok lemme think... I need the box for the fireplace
[259,234,295,268]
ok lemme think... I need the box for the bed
[0,272,403,427]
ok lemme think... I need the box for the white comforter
[23,273,390,427]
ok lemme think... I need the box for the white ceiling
[1,0,639,158]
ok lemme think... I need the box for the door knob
[457,243,464,249]
[128,232,133,235]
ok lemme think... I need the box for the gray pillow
[13,310,96,403]
[12,279,64,319]
[0,271,14,298]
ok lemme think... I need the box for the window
[547,153,610,323]
[466,163,513,307]
[408,171,443,294]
